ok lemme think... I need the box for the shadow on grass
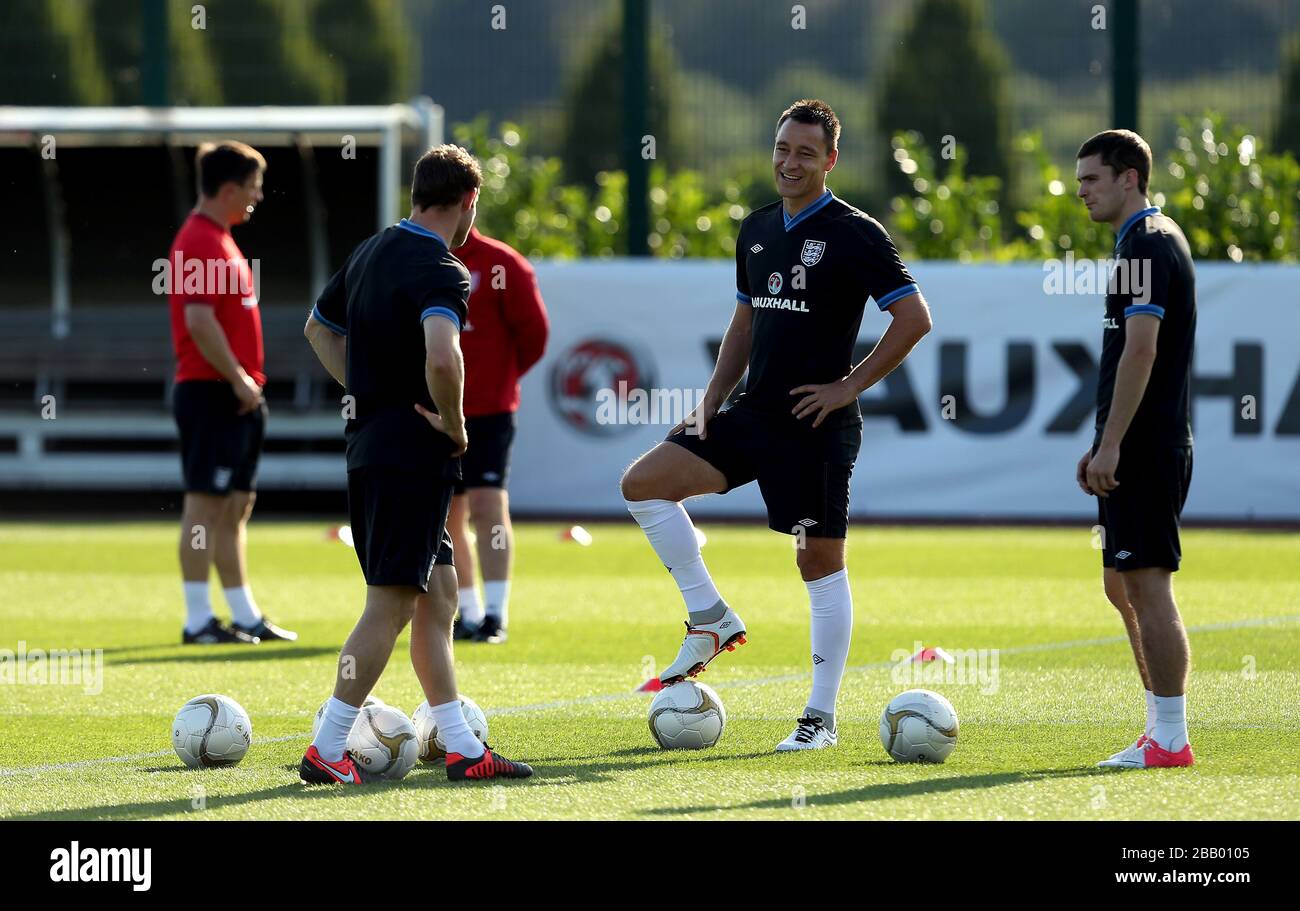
[99,644,340,666]
[639,766,1113,816]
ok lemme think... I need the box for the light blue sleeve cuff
[1125,303,1165,319]
[736,291,752,304]
[875,282,919,310]
[421,305,462,330]
[311,304,346,336]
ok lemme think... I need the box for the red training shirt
[453,228,549,416]
[168,212,266,386]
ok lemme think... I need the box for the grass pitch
[1,520,1297,821]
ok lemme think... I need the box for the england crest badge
[801,239,826,266]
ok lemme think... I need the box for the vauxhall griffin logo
[767,272,783,294]
[550,338,656,437]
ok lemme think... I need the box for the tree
[0,0,112,105]
[1277,31,1300,160]
[88,0,222,106]
[560,8,678,186]
[876,0,1013,204]
[205,0,342,105]
[312,0,413,104]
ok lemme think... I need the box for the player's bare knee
[1104,583,1129,611]
[1121,572,1171,611]
[795,546,842,581]
[394,596,419,628]
[619,463,651,502]
[185,497,225,530]
[417,590,455,627]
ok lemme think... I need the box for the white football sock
[458,585,484,626]
[483,579,510,626]
[806,568,852,728]
[183,581,215,634]
[625,498,723,616]
[1152,693,1188,752]
[429,699,485,759]
[313,696,360,763]
[223,585,263,628]
[1144,689,1157,736]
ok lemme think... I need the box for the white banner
[513,261,1300,521]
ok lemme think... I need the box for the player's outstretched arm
[672,301,752,438]
[846,292,931,392]
[304,314,347,387]
[791,292,931,427]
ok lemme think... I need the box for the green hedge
[888,114,1300,262]
[459,113,1299,262]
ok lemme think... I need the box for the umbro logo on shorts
[1115,550,1132,559]
[797,518,818,527]
[750,243,764,253]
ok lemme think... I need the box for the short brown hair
[411,144,482,210]
[196,141,266,198]
[1077,129,1152,194]
[777,99,841,153]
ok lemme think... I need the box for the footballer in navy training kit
[1075,129,1197,770]
[621,100,933,752]
[301,144,533,784]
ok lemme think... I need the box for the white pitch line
[2,612,1296,779]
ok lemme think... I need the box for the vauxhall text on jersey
[1095,206,1197,450]
[735,190,918,427]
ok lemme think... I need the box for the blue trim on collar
[1115,206,1160,248]
[783,189,834,232]
[397,218,447,247]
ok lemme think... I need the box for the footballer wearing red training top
[168,140,296,646]
[448,227,550,644]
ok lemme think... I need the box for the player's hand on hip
[414,403,468,456]
[1086,444,1120,497]
[674,399,718,439]
[233,373,263,415]
[790,379,856,428]
[1076,450,1096,496]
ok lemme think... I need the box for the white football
[347,704,418,781]
[310,694,385,739]
[412,695,488,762]
[879,689,959,763]
[172,694,253,768]
[648,681,726,750]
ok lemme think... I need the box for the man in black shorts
[620,100,932,752]
[447,227,549,644]
[1076,130,1197,769]
[168,141,295,645]
[300,145,532,784]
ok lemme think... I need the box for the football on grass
[348,704,418,781]
[412,695,488,762]
[172,694,253,768]
[879,689,959,763]
[648,681,726,750]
